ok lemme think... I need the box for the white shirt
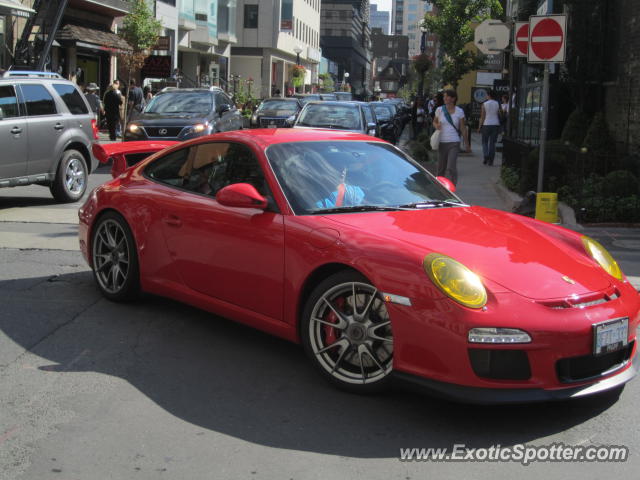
[436,106,465,142]
[482,99,501,126]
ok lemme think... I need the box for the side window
[0,85,20,118]
[52,83,89,114]
[216,92,233,108]
[362,106,373,125]
[21,84,57,116]
[145,142,272,204]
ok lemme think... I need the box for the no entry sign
[514,22,529,57]
[527,14,567,63]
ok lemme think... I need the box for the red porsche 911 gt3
[80,129,639,404]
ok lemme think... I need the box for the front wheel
[50,149,88,203]
[301,271,394,393]
[91,212,140,302]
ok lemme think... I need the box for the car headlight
[192,123,207,133]
[424,253,487,308]
[128,124,140,133]
[468,328,531,343]
[582,236,623,280]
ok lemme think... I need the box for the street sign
[474,19,511,55]
[527,15,567,63]
[514,22,529,57]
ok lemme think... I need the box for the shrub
[582,112,616,154]
[521,140,570,194]
[500,166,520,192]
[603,170,639,197]
[560,109,591,147]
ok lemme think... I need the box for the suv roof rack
[2,70,63,79]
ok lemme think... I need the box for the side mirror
[285,115,296,127]
[216,183,268,209]
[367,122,377,135]
[436,176,456,193]
[217,104,231,115]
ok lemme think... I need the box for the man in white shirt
[478,90,501,166]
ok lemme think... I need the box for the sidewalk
[399,126,640,287]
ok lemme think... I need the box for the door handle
[10,127,22,134]
[54,123,65,130]
[163,215,182,227]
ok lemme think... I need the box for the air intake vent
[539,287,620,310]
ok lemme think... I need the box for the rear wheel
[50,149,88,203]
[91,212,140,301]
[301,271,394,393]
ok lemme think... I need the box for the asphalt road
[0,159,639,479]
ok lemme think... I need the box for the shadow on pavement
[0,271,622,459]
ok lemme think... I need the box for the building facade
[231,0,321,98]
[320,0,372,98]
[370,28,408,97]
[391,0,433,57]
[369,3,389,35]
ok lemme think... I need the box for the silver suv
[0,71,97,202]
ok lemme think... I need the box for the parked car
[294,101,376,136]
[0,70,98,202]
[293,93,321,105]
[319,93,338,101]
[335,92,354,101]
[81,129,639,403]
[370,101,401,144]
[353,101,380,137]
[124,87,242,142]
[250,97,301,128]
[384,98,411,127]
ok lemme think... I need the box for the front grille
[260,117,286,127]
[556,341,634,383]
[468,349,532,380]
[144,127,184,138]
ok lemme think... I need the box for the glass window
[0,85,20,118]
[52,83,89,115]
[244,4,258,28]
[146,143,272,201]
[266,141,458,215]
[215,92,234,108]
[145,91,213,115]
[256,99,298,113]
[21,84,57,116]
[296,104,363,130]
[362,105,374,125]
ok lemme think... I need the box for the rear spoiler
[92,141,178,178]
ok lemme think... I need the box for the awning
[56,24,130,52]
[0,0,35,17]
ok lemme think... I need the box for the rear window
[0,85,20,118]
[52,83,89,114]
[21,84,57,116]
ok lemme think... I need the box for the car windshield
[144,92,213,115]
[335,92,353,101]
[266,141,460,215]
[296,104,362,130]
[257,100,298,113]
[296,95,321,105]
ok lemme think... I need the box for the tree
[117,0,162,139]
[424,0,503,88]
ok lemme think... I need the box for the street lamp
[294,45,303,66]
[343,71,349,91]
[418,22,429,100]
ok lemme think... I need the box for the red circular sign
[530,18,564,60]
[516,24,529,56]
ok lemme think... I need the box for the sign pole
[536,0,553,192]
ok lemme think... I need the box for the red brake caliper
[323,297,345,346]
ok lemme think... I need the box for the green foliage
[603,170,639,198]
[500,166,520,192]
[582,112,615,154]
[520,140,570,194]
[318,73,334,93]
[119,0,162,53]
[560,109,591,147]
[424,0,503,88]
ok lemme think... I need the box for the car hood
[324,206,612,300]
[133,113,208,125]
[294,126,364,134]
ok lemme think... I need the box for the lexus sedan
[80,129,639,403]
[294,101,377,136]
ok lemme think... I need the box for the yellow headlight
[193,123,206,133]
[424,253,487,308]
[128,124,140,133]
[582,236,623,280]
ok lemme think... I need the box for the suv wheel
[50,149,88,203]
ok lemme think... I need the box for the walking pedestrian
[433,89,469,186]
[127,79,145,121]
[84,83,104,121]
[103,80,123,141]
[143,85,154,103]
[478,90,501,165]
[499,93,509,141]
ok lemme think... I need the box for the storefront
[0,0,35,69]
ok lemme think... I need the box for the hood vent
[539,287,620,310]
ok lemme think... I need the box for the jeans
[481,125,500,165]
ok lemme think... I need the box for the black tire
[91,211,140,302]
[301,270,394,393]
[50,149,88,203]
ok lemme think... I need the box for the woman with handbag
[432,89,469,186]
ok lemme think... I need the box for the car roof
[262,97,298,102]
[303,100,359,107]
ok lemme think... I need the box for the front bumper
[394,352,638,405]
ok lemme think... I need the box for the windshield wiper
[397,200,468,209]
[310,205,409,214]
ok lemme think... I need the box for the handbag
[430,129,440,150]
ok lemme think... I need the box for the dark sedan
[294,101,377,136]
[250,97,301,128]
[125,87,242,141]
[370,102,401,144]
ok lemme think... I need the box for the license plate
[593,317,628,355]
